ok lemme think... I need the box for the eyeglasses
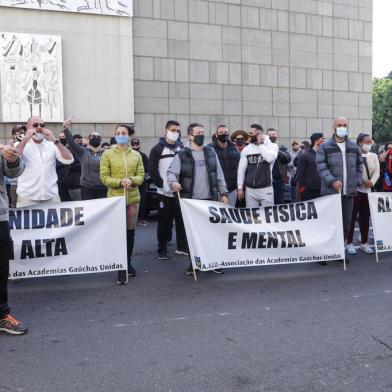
[234,138,245,141]
[32,123,45,128]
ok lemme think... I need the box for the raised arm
[15,129,34,154]
[63,127,84,160]
[259,140,279,163]
[1,145,25,178]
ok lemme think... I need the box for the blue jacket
[316,137,362,196]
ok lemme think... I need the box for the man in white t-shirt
[16,116,74,207]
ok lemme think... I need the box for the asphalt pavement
[1,219,392,392]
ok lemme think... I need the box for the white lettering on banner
[180,194,345,271]
[369,193,392,253]
[8,197,127,279]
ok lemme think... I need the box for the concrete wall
[0,0,373,150]
[0,7,134,141]
[133,0,373,151]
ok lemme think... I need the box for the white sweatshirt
[237,136,279,190]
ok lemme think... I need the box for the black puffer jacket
[208,140,240,192]
[272,144,291,182]
[296,148,321,191]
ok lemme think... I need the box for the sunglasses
[32,123,45,128]
[131,143,140,146]
[235,138,245,141]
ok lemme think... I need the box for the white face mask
[32,132,44,141]
[166,130,179,142]
[362,143,372,153]
[335,127,347,138]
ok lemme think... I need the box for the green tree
[373,76,392,143]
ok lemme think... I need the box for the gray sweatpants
[245,186,274,208]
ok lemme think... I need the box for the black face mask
[192,134,205,146]
[235,139,245,147]
[59,138,67,146]
[269,136,277,143]
[250,135,258,144]
[217,134,229,143]
[90,137,101,147]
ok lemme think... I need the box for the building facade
[0,0,373,148]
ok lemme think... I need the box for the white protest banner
[368,192,392,255]
[8,197,127,279]
[180,194,345,271]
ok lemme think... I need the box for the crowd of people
[0,115,391,335]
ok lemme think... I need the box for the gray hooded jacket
[0,156,24,221]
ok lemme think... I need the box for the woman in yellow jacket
[100,125,145,285]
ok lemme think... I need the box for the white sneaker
[359,243,374,254]
[346,243,357,255]
[175,249,189,256]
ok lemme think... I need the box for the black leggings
[0,221,12,318]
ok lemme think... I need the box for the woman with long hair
[100,125,145,284]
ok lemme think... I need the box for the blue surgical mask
[115,135,129,145]
[335,127,347,138]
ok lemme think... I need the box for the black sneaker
[158,250,169,260]
[0,314,28,335]
[128,265,136,277]
[212,269,224,274]
[175,249,189,256]
[116,270,127,285]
